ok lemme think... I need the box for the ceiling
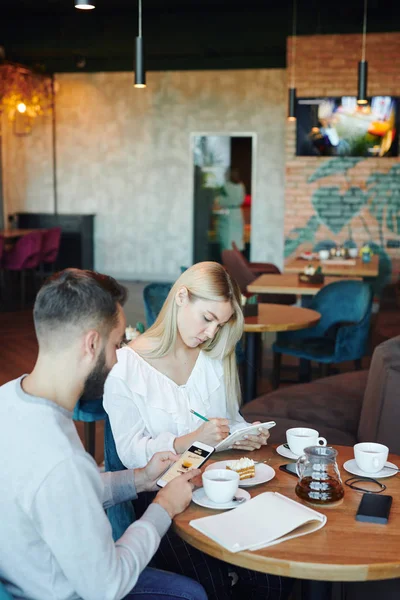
[2,0,400,73]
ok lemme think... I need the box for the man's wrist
[153,495,175,519]
[134,467,149,493]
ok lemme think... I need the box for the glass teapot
[295,446,345,506]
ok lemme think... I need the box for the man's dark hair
[33,269,127,345]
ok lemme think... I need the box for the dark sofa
[241,335,400,454]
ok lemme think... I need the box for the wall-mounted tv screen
[296,96,398,157]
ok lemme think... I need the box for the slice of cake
[226,457,255,480]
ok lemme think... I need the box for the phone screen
[279,463,298,477]
[158,444,213,485]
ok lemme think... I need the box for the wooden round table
[242,304,321,404]
[173,445,400,585]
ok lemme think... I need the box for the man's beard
[82,347,110,399]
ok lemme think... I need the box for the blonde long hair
[140,262,244,415]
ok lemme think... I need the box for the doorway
[192,133,255,264]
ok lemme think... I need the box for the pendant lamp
[75,0,95,9]
[288,0,297,121]
[134,0,146,88]
[357,0,368,105]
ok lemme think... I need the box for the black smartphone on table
[279,463,298,477]
[356,493,393,524]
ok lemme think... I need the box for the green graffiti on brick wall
[284,157,400,295]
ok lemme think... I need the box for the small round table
[173,445,400,594]
[243,304,321,404]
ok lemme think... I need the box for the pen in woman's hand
[189,409,209,422]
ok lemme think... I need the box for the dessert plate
[276,444,299,460]
[205,460,275,487]
[192,487,250,510]
[343,459,399,479]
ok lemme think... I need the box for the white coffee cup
[202,469,239,504]
[319,249,330,260]
[286,427,327,456]
[348,248,358,258]
[354,442,389,473]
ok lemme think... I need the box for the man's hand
[153,469,201,519]
[134,451,179,493]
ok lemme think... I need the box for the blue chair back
[104,416,136,541]
[73,397,106,423]
[276,280,373,363]
[0,581,14,600]
[308,280,372,339]
[143,283,172,328]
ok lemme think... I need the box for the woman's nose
[205,323,219,339]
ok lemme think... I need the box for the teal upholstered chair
[272,280,373,386]
[0,581,14,600]
[143,282,173,328]
[104,415,136,541]
[73,396,106,458]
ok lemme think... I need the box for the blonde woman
[103,262,292,600]
[103,261,269,470]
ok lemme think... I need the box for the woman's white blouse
[103,347,248,468]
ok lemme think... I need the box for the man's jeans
[125,567,207,600]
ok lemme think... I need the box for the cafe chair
[221,249,296,305]
[0,581,13,600]
[104,416,136,541]
[39,226,62,276]
[143,282,173,328]
[72,395,106,459]
[2,231,43,308]
[231,241,283,276]
[272,280,373,387]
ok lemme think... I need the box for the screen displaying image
[159,444,211,485]
[296,96,399,157]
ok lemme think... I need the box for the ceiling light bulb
[75,0,95,9]
[17,102,27,113]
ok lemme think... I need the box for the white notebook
[190,492,326,553]
[214,421,276,452]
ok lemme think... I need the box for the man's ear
[83,329,101,361]
[175,286,189,307]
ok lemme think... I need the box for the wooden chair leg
[20,269,26,309]
[272,352,281,389]
[299,359,311,383]
[256,333,263,372]
[84,422,96,458]
[354,358,362,370]
[320,363,330,378]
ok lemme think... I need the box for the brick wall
[285,33,400,285]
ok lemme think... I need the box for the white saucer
[343,459,399,479]
[192,487,250,509]
[205,460,275,487]
[276,444,299,460]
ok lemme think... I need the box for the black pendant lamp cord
[291,0,297,90]
[138,0,142,37]
[361,0,367,62]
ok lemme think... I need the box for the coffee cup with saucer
[343,442,397,478]
[286,427,327,456]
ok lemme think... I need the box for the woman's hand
[231,421,270,452]
[174,418,230,454]
[196,418,230,447]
